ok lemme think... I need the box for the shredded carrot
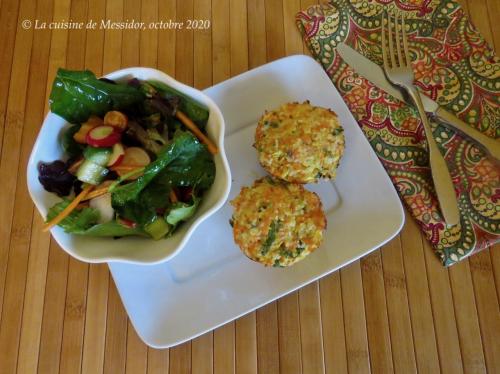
[111,164,144,172]
[81,181,113,201]
[83,188,109,201]
[43,184,95,232]
[108,167,146,192]
[175,110,218,155]
[169,189,178,203]
[68,158,84,174]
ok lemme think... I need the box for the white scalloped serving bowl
[27,67,231,265]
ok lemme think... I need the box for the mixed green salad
[39,68,217,240]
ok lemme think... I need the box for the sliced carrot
[175,110,218,155]
[43,184,95,232]
[73,116,103,144]
[104,110,128,131]
[169,189,178,203]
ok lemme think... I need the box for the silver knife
[336,42,500,160]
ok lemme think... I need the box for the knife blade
[336,42,500,160]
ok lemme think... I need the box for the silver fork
[381,11,460,226]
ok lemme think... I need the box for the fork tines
[381,11,411,70]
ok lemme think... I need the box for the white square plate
[109,55,405,348]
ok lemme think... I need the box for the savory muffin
[254,101,345,184]
[230,177,326,267]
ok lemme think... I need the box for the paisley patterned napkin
[296,0,499,266]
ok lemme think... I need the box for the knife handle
[434,107,500,161]
[407,87,460,226]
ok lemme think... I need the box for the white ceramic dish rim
[27,67,231,265]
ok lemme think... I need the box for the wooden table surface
[1,0,499,373]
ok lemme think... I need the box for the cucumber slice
[83,146,112,166]
[76,160,109,185]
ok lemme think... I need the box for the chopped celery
[144,216,172,240]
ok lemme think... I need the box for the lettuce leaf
[166,198,200,226]
[46,200,100,232]
[49,69,144,124]
[146,80,209,129]
[46,200,147,237]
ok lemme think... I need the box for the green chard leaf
[112,178,171,227]
[60,125,84,158]
[260,220,281,256]
[82,221,148,237]
[155,136,215,189]
[49,69,144,124]
[332,127,344,136]
[273,259,284,268]
[112,131,214,206]
[113,200,157,227]
[111,131,214,226]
